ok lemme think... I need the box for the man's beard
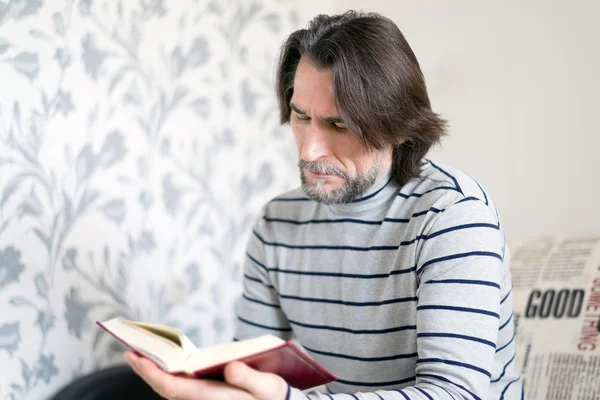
[298,157,383,205]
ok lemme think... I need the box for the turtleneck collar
[322,167,399,216]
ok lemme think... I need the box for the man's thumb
[224,361,289,400]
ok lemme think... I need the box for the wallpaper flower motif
[0,0,301,398]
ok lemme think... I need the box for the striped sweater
[234,160,523,400]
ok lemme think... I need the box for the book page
[101,319,186,372]
[129,321,199,361]
[129,321,184,346]
[185,335,284,372]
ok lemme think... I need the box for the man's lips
[310,170,329,178]
[308,169,341,179]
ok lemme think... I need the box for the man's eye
[333,124,348,131]
[295,114,310,121]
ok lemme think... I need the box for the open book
[97,318,336,390]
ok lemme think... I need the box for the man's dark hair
[276,11,447,186]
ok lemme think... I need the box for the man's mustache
[298,160,348,179]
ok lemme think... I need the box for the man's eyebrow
[290,102,345,124]
[290,102,306,114]
[322,115,344,124]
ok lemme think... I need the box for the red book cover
[97,321,337,391]
[188,341,336,390]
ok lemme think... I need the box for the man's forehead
[291,57,338,116]
[293,58,334,93]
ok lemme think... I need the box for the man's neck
[324,166,398,216]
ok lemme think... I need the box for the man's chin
[303,184,348,204]
[300,171,351,203]
[305,176,342,191]
[307,180,337,194]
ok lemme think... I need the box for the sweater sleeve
[288,198,504,400]
[233,210,293,341]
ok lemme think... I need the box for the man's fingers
[224,362,289,400]
[136,357,178,397]
[125,353,174,398]
[124,352,255,400]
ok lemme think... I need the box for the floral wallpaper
[0,0,301,398]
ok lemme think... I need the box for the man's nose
[301,124,330,162]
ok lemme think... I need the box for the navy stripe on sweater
[417,305,500,319]
[244,274,276,291]
[262,206,443,226]
[421,381,457,400]
[417,251,502,275]
[456,196,481,204]
[410,208,443,218]
[270,196,311,202]
[303,344,418,362]
[427,160,463,195]
[491,352,516,383]
[417,374,481,400]
[237,316,291,332]
[247,252,416,278]
[473,178,489,205]
[500,377,521,400]
[253,222,499,252]
[499,313,513,331]
[398,186,460,199]
[415,387,434,400]
[426,223,499,239]
[336,376,415,387]
[496,332,515,353]
[288,319,416,335]
[242,294,280,308]
[352,178,393,203]
[253,230,398,251]
[501,290,512,305]
[280,293,418,307]
[417,358,491,378]
[264,216,383,226]
[424,279,500,289]
[417,332,496,349]
[393,390,410,400]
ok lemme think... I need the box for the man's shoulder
[404,160,499,217]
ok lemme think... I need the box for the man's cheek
[290,124,304,148]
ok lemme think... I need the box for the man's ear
[394,136,408,146]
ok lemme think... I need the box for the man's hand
[124,351,289,400]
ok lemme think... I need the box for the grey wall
[329,0,600,238]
